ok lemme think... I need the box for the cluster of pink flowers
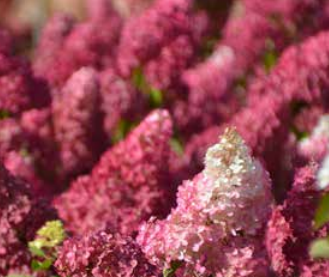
[0,164,56,276]
[54,109,174,236]
[55,230,159,277]
[138,128,273,276]
[1,0,329,276]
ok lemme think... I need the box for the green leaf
[310,237,329,259]
[263,39,278,73]
[163,261,183,277]
[28,244,46,257]
[314,192,329,230]
[35,220,66,248]
[170,138,184,156]
[31,259,53,271]
[0,110,10,120]
[149,87,163,108]
[132,67,148,92]
[112,120,136,143]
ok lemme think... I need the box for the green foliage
[149,87,163,108]
[29,220,66,250]
[163,261,183,277]
[263,39,278,73]
[290,125,309,141]
[132,67,164,108]
[310,236,329,259]
[0,109,10,120]
[170,138,184,156]
[314,192,329,230]
[28,220,66,272]
[112,119,137,143]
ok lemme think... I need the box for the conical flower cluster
[138,128,272,276]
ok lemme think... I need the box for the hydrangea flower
[54,109,174,235]
[52,67,106,177]
[34,5,122,87]
[174,46,238,134]
[138,128,272,276]
[55,230,160,277]
[117,0,194,77]
[0,53,49,115]
[0,164,57,276]
[266,165,328,277]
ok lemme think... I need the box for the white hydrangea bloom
[317,154,329,189]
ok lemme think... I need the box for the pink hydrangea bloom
[34,7,122,87]
[0,53,49,115]
[0,118,25,157]
[144,35,196,92]
[300,261,329,277]
[33,14,75,85]
[223,0,329,75]
[55,230,160,277]
[54,110,174,235]
[138,128,272,276]
[4,150,49,197]
[117,0,195,77]
[0,164,57,276]
[247,30,329,107]
[174,45,238,134]
[182,94,292,200]
[20,108,63,192]
[266,165,327,277]
[52,67,106,177]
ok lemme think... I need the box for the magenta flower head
[52,67,105,177]
[117,0,194,77]
[175,45,238,133]
[0,163,57,276]
[4,150,48,197]
[55,230,160,277]
[266,165,326,277]
[33,14,75,85]
[138,128,273,276]
[34,7,122,87]
[0,53,46,115]
[54,109,174,235]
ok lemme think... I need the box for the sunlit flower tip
[204,127,254,184]
[317,155,329,190]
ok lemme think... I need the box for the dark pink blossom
[34,8,122,87]
[117,0,195,77]
[0,53,49,115]
[33,14,75,85]
[52,67,106,178]
[174,45,239,134]
[55,230,160,277]
[54,110,174,235]
[266,165,328,276]
[138,128,273,276]
[4,150,49,197]
[0,164,57,276]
